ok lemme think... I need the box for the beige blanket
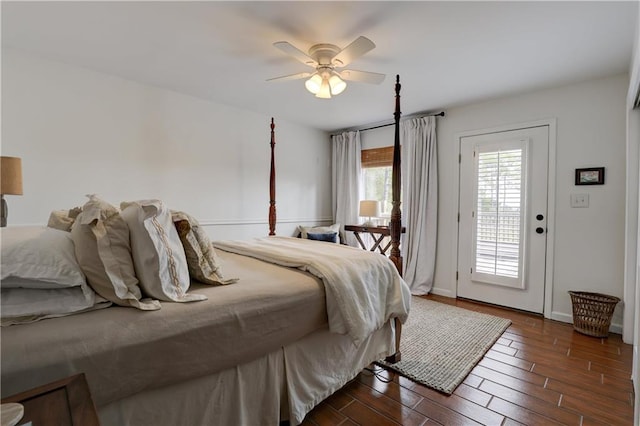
[214,236,412,344]
[1,251,326,407]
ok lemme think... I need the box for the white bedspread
[214,236,411,344]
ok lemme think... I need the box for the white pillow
[1,226,87,288]
[0,226,102,320]
[71,195,160,311]
[120,200,206,303]
[1,288,108,320]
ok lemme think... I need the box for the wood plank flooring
[301,295,635,425]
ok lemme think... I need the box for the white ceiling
[2,1,638,131]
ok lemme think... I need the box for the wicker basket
[568,291,620,337]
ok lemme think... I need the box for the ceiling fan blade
[273,41,317,67]
[266,71,313,82]
[332,36,376,67]
[340,69,385,85]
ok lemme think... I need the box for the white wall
[436,74,628,328]
[626,4,640,423]
[631,104,640,426]
[1,49,332,239]
[361,125,395,151]
[625,3,640,345]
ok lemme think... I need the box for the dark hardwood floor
[301,295,635,425]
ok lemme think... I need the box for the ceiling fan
[267,36,385,99]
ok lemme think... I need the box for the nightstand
[345,224,405,255]
[1,373,100,426]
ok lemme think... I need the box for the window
[471,140,527,288]
[361,147,394,217]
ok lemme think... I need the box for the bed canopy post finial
[269,118,276,236]
[389,75,403,277]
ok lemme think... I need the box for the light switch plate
[571,193,589,208]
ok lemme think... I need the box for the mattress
[1,250,327,407]
[97,322,395,426]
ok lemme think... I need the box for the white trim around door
[453,118,557,318]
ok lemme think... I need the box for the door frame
[453,118,557,318]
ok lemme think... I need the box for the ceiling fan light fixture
[270,36,384,99]
[315,78,332,99]
[305,74,322,94]
[329,74,346,95]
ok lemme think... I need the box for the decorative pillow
[120,200,206,303]
[47,207,82,232]
[298,224,341,242]
[71,195,160,311]
[171,211,238,285]
[307,232,339,243]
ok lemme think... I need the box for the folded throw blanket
[214,236,411,344]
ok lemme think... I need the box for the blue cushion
[307,232,338,243]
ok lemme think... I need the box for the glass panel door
[472,140,528,288]
[457,125,549,314]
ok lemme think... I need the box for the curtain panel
[401,116,438,294]
[331,131,362,247]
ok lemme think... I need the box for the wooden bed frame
[267,75,404,363]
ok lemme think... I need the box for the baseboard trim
[551,311,623,335]
[550,311,573,325]
[429,288,455,298]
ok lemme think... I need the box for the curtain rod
[330,111,445,137]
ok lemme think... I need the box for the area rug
[378,297,511,394]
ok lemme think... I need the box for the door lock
[535,227,545,234]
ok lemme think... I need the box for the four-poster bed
[271,75,406,362]
[1,77,409,426]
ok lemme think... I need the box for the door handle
[535,227,545,234]
[536,214,544,221]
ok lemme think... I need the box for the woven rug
[378,297,511,395]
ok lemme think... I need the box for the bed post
[269,118,276,236]
[389,75,403,276]
[386,75,403,364]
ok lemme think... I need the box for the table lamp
[1,156,23,227]
[359,200,380,227]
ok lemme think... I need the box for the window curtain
[401,116,438,294]
[332,131,362,247]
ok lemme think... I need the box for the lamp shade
[1,157,23,195]
[359,200,380,218]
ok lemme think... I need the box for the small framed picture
[575,167,605,185]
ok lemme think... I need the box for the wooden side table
[345,224,406,255]
[1,373,100,426]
